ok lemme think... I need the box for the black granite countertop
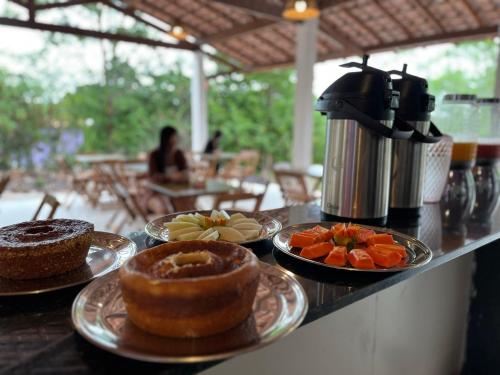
[1,203,499,375]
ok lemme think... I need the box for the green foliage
[0,70,53,169]
[425,39,498,99]
[208,70,326,163]
[0,35,497,170]
[421,39,498,136]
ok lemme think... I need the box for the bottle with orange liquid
[438,94,478,226]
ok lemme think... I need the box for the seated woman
[146,126,190,214]
[148,126,188,184]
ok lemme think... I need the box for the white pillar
[291,18,318,170]
[191,50,208,152]
[495,26,500,98]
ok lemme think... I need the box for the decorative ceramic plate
[72,262,307,363]
[145,210,282,245]
[0,231,137,296]
[273,222,433,272]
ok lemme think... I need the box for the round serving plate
[273,222,433,273]
[145,210,282,245]
[72,262,308,363]
[0,231,137,296]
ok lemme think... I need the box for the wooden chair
[96,164,152,233]
[219,150,260,184]
[274,169,316,206]
[33,194,60,220]
[57,157,96,208]
[186,151,217,183]
[213,191,264,213]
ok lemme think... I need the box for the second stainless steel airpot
[388,64,442,219]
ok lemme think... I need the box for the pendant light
[169,22,188,41]
[282,0,320,21]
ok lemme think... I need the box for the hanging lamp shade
[282,0,320,21]
[169,23,188,41]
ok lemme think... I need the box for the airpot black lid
[388,64,435,121]
[315,55,399,121]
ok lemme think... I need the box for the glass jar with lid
[438,94,478,167]
[438,94,478,223]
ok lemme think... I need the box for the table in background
[144,180,236,211]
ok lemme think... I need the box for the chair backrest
[98,163,150,223]
[221,150,261,180]
[213,191,264,213]
[0,175,10,196]
[33,194,60,220]
[187,152,217,181]
[274,169,312,205]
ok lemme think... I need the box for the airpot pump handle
[394,117,443,143]
[336,99,414,140]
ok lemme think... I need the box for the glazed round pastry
[119,240,260,338]
[0,219,94,280]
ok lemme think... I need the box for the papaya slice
[300,242,334,259]
[366,233,395,246]
[324,246,347,266]
[289,231,320,248]
[355,228,376,244]
[366,246,402,268]
[347,249,375,269]
[371,243,407,258]
[310,225,333,242]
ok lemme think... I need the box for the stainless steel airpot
[315,56,413,225]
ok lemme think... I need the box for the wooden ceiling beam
[318,0,355,9]
[460,0,483,27]
[35,0,98,10]
[342,7,382,44]
[211,0,282,21]
[101,0,167,34]
[28,0,35,21]
[131,1,246,70]
[372,0,413,38]
[138,0,212,40]
[9,0,28,8]
[413,0,445,33]
[206,19,276,43]
[366,25,496,54]
[200,46,248,71]
[254,24,498,72]
[0,16,197,50]
[319,23,363,54]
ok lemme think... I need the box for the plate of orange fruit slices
[272,222,432,272]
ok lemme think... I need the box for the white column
[190,50,208,152]
[495,26,500,98]
[291,18,318,170]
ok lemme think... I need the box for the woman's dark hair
[156,125,177,173]
[214,130,223,139]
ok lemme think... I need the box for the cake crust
[0,219,94,280]
[120,240,260,338]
